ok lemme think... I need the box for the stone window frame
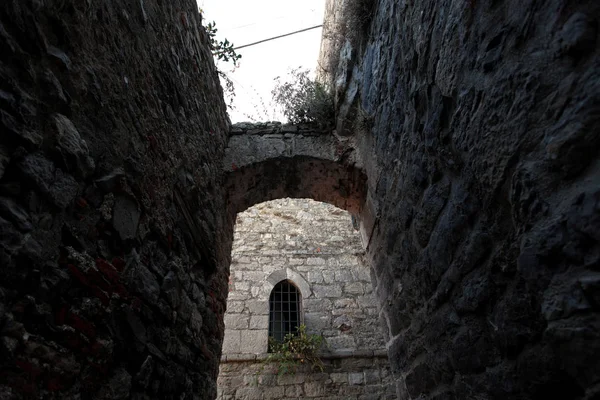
[263,269,311,344]
[268,280,302,344]
[263,268,311,300]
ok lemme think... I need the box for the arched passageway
[226,156,367,216]
[224,122,367,217]
[220,122,390,397]
[218,198,394,399]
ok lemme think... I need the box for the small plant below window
[272,68,334,127]
[259,325,325,378]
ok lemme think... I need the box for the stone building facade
[217,199,395,399]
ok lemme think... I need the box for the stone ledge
[221,348,388,363]
[230,122,331,136]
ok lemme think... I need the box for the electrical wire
[232,25,323,51]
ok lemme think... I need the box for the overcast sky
[197,0,325,123]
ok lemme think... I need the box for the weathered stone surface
[94,368,132,400]
[217,353,394,400]
[0,197,32,232]
[112,193,141,241]
[0,1,230,399]
[17,152,79,209]
[1,0,598,398]
[219,199,392,399]
[0,146,8,181]
[318,0,600,398]
[223,199,386,354]
[51,114,95,179]
[225,123,366,215]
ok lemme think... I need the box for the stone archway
[224,122,367,216]
[218,198,394,399]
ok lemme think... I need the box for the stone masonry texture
[0,0,599,399]
[222,198,384,353]
[217,198,395,399]
[0,1,232,399]
[319,0,600,398]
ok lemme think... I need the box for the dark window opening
[268,280,301,347]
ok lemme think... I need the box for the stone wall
[218,352,394,400]
[324,0,600,398]
[218,198,394,399]
[0,1,231,399]
[2,0,599,398]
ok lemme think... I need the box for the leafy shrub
[272,68,334,127]
[199,11,240,110]
[205,21,242,65]
[259,324,325,377]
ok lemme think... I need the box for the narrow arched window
[269,280,301,344]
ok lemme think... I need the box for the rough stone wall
[218,354,395,400]
[0,1,231,399]
[222,198,385,353]
[325,0,600,398]
[218,198,394,399]
[3,0,599,399]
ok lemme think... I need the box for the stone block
[326,335,356,351]
[284,384,304,397]
[334,299,358,309]
[364,369,381,384]
[322,271,336,283]
[304,298,332,312]
[234,281,250,291]
[331,372,348,383]
[263,386,285,399]
[304,381,326,397]
[348,372,364,385]
[313,284,342,298]
[243,271,266,282]
[306,257,326,265]
[224,314,249,330]
[344,282,364,295]
[278,373,305,385]
[308,270,324,283]
[235,387,263,400]
[112,193,141,241]
[222,330,241,354]
[226,301,245,313]
[246,300,268,315]
[240,329,267,354]
[51,113,95,179]
[334,269,353,282]
[249,315,268,330]
[304,312,331,331]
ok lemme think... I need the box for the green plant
[272,68,334,127]
[217,70,236,111]
[199,10,240,110]
[258,325,325,378]
[205,21,242,65]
